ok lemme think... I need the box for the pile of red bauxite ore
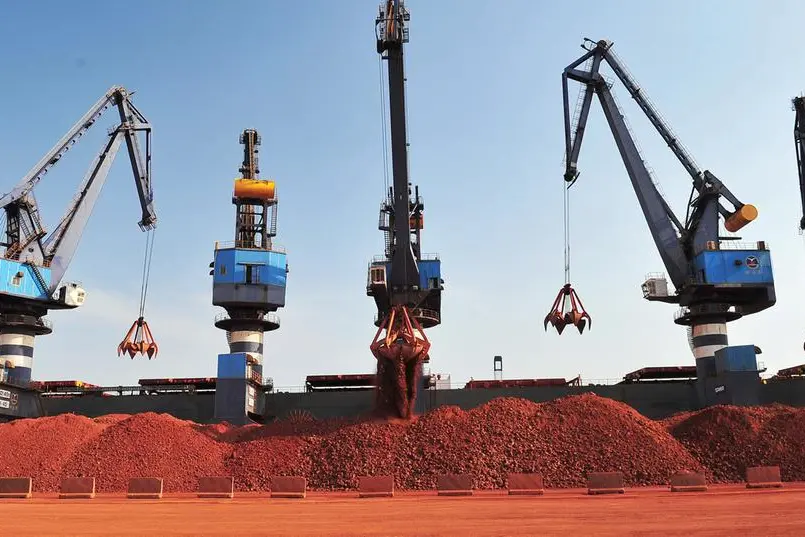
[663,403,805,483]
[2,394,801,492]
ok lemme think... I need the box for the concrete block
[358,475,394,498]
[507,473,544,496]
[746,466,783,489]
[198,476,234,499]
[127,477,163,499]
[59,477,95,499]
[0,478,32,499]
[670,472,707,493]
[587,472,625,495]
[271,476,306,499]
[436,474,472,496]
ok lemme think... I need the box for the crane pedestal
[214,351,265,425]
[674,305,763,408]
[0,312,52,387]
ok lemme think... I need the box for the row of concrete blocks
[0,466,785,499]
[0,477,237,500]
[421,466,785,497]
[586,467,784,495]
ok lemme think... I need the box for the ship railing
[267,377,625,394]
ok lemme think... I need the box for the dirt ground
[0,485,803,536]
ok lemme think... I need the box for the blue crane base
[213,352,265,425]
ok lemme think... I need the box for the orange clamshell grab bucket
[370,305,431,419]
[117,317,159,359]
[370,305,431,364]
[544,283,592,335]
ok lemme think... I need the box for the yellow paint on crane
[724,204,758,232]
[233,178,276,201]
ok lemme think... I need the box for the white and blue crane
[0,86,157,387]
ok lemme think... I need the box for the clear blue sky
[1,0,804,388]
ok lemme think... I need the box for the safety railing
[370,252,440,264]
[214,311,280,326]
[214,241,286,254]
[373,308,440,325]
[696,240,770,253]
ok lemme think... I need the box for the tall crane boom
[368,0,444,420]
[560,38,775,375]
[376,0,420,301]
[563,39,754,291]
[0,86,155,294]
[794,96,805,231]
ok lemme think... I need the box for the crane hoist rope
[118,226,158,360]
[544,178,592,335]
[544,98,593,336]
[138,229,155,318]
[563,173,572,284]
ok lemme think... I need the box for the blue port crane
[561,39,775,379]
[0,86,156,386]
[367,0,444,419]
